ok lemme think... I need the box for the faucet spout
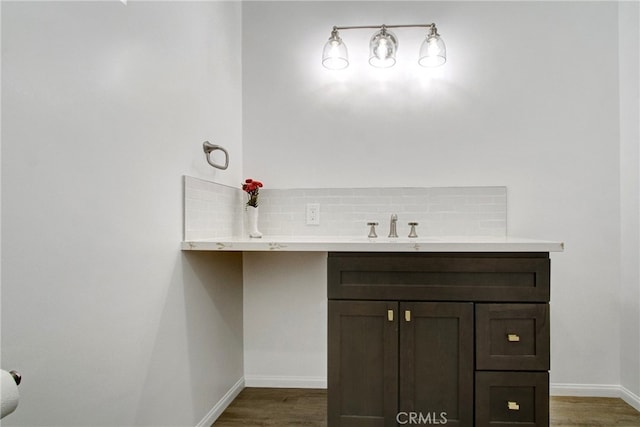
[388,214,398,238]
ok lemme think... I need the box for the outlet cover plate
[306,203,320,225]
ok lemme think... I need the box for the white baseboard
[244,375,327,389]
[196,377,245,427]
[551,383,640,412]
[620,386,640,412]
[550,383,622,397]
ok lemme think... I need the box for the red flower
[242,178,264,207]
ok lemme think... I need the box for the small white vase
[247,206,262,238]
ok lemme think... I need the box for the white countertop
[181,236,564,252]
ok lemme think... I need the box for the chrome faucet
[388,214,398,238]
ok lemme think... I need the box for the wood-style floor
[214,388,326,426]
[213,388,640,427]
[550,396,640,426]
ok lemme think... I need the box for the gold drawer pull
[507,333,520,342]
[507,401,520,411]
[405,310,411,322]
[388,310,394,322]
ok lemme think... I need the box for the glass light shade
[322,35,349,70]
[368,29,398,68]
[418,34,446,67]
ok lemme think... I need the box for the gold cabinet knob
[507,333,520,342]
[405,310,411,322]
[387,309,394,322]
[507,401,520,411]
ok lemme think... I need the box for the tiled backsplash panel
[183,176,507,240]
[258,187,507,237]
[183,176,243,240]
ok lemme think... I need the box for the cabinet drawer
[328,253,550,302]
[476,371,549,427]
[476,304,550,371]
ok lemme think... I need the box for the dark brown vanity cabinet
[328,252,551,427]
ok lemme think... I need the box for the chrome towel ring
[203,141,229,170]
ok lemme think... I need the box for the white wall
[243,252,327,388]
[1,2,244,425]
[619,1,640,404]
[242,0,629,397]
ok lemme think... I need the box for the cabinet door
[328,300,399,427]
[399,302,474,427]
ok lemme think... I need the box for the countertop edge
[181,238,564,253]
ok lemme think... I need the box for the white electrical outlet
[306,203,320,225]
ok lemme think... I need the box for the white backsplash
[258,187,506,238]
[183,176,507,240]
[184,176,243,240]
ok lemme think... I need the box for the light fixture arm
[332,23,437,32]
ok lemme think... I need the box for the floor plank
[213,388,640,426]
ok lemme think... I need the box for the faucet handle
[408,222,419,238]
[367,222,379,238]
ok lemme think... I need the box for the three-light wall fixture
[322,23,446,70]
